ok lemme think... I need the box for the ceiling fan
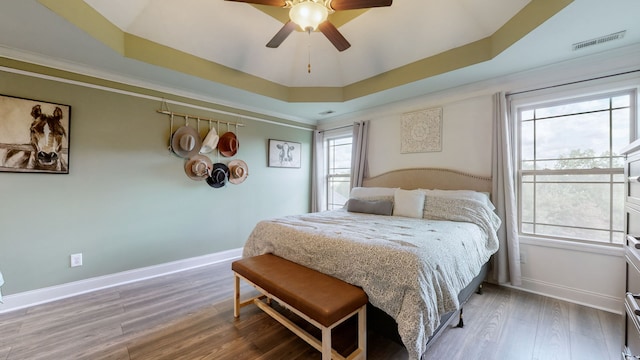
[225,0,393,52]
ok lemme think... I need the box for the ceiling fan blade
[329,0,392,11]
[225,0,286,6]
[318,21,351,52]
[266,21,297,48]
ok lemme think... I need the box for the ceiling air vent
[572,30,626,51]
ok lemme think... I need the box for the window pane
[328,176,350,210]
[326,135,353,211]
[613,94,630,108]
[535,225,611,243]
[521,120,534,161]
[612,232,625,245]
[535,112,610,161]
[613,108,631,152]
[535,183,611,229]
[613,183,624,231]
[536,98,610,118]
[521,182,534,223]
[521,109,534,121]
[534,173,613,182]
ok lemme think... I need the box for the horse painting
[0,98,70,174]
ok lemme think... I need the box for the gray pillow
[346,198,393,216]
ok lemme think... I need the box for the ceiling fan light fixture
[289,1,329,32]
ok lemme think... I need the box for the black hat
[206,163,229,188]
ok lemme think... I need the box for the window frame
[324,130,353,211]
[511,80,639,247]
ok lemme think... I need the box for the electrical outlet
[70,253,83,267]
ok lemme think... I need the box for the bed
[242,168,501,360]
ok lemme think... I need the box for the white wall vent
[572,31,626,51]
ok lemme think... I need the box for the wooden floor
[0,259,622,360]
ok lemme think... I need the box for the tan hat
[184,155,212,181]
[200,127,219,154]
[228,159,248,185]
[171,126,201,158]
[218,132,239,157]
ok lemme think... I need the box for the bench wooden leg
[321,326,331,360]
[358,306,366,360]
[234,273,240,318]
[234,272,267,318]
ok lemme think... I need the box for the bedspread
[243,196,500,360]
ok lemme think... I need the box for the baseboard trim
[504,277,623,315]
[0,248,242,314]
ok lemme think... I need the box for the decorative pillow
[393,189,425,218]
[423,189,495,210]
[349,187,397,201]
[346,199,394,216]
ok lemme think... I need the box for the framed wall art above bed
[400,107,442,153]
[0,94,71,174]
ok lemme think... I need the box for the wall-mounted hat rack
[158,100,246,155]
[157,109,246,131]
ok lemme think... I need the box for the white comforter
[243,196,501,360]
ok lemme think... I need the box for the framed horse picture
[0,95,71,174]
[268,139,301,168]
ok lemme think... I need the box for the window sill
[519,235,624,257]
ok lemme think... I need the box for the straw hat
[184,155,212,181]
[206,163,229,188]
[228,159,248,185]
[171,126,201,158]
[218,132,239,157]
[200,127,219,154]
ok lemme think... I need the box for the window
[517,89,636,245]
[326,135,352,210]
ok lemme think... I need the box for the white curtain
[0,271,4,303]
[351,121,369,188]
[311,130,326,212]
[491,92,522,286]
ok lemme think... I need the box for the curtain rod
[318,123,358,133]
[507,69,640,96]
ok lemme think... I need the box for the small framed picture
[268,139,301,168]
[0,94,71,174]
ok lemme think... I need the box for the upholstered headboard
[362,168,492,193]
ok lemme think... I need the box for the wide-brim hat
[184,155,213,181]
[206,163,229,188]
[171,126,201,158]
[228,159,249,185]
[218,132,239,157]
[200,127,219,154]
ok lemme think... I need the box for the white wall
[321,44,640,313]
[367,95,493,177]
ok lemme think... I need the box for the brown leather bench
[232,254,368,360]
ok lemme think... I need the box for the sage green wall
[0,70,312,295]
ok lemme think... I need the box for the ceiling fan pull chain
[307,29,312,74]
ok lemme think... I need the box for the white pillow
[393,189,425,218]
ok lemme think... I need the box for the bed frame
[362,167,492,193]
[362,167,492,357]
